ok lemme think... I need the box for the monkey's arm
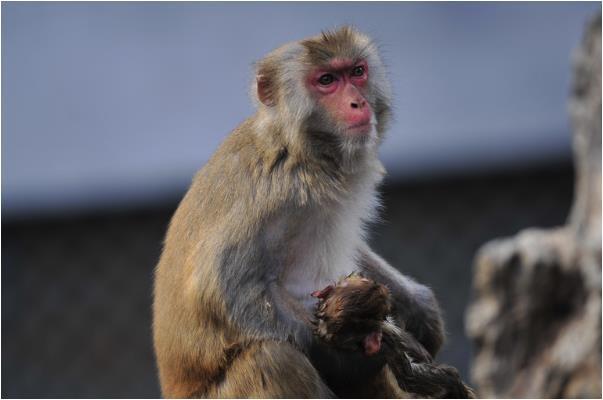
[357,244,444,357]
[218,249,315,348]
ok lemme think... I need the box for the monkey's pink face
[306,59,373,136]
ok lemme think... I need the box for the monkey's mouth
[346,121,372,135]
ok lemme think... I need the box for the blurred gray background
[2,2,599,397]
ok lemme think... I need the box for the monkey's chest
[266,211,363,311]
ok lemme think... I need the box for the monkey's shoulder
[191,126,349,211]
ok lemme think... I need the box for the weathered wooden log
[466,15,601,398]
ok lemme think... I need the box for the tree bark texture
[465,15,601,399]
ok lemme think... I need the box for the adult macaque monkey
[153,26,444,398]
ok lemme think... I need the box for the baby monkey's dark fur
[314,274,476,399]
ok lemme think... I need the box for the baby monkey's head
[312,273,392,355]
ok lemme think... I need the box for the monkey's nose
[350,99,366,109]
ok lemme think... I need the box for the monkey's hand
[311,273,391,356]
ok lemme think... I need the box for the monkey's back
[153,119,260,395]
[152,117,311,396]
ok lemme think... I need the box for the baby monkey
[312,274,476,399]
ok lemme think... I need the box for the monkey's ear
[257,75,276,107]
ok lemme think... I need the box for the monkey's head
[253,26,392,156]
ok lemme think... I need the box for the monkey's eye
[318,74,335,85]
[351,66,365,76]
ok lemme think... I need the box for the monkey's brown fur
[153,26,444,398]
[314,274,476,399]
